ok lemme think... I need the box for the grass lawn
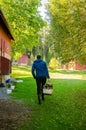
[10,66,86,130]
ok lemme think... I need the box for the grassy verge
[49,68,86,75]
[10,66,86,130]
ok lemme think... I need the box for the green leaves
[1,0,44,57]
[48,0,86,64]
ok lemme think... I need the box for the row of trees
[47,0,86,64]
[0,0,86,65]
[31,0,86,65]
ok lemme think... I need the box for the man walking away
[32,55,50,104]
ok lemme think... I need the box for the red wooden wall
[0,24,11,75]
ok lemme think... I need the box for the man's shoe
[38,95,41,104]
[42,94,44,101]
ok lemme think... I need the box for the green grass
[10,66,86,130]
[49,68,86,75]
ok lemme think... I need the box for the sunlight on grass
[12,74,32,78]
[12,66,86,80]
[50,73,86,80]
[11,66,32,78]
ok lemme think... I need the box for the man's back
[32,58,49,78]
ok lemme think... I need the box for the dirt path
[50,72,85,80]
[0,99,30,130]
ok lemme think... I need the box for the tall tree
[48,0,86,64]
[0,0,45,57]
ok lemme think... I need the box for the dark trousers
[36,77,46,103]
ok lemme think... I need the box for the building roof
[0,8,14,40]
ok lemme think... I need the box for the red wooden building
[62,61,86,71]
[0,8,14,83]
[18,53,31,66]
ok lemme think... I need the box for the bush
[49,58,58,69]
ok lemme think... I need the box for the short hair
[37,55,41,59]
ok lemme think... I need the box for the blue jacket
[32,59,50,79]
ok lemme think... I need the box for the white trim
[0,51,11,60]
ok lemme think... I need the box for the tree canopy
[0,0,45,57]
[48,0,86,64]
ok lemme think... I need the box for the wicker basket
[43,84,53,95]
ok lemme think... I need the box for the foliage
[49,57,58,69]
[13,52,22,60]
[0,0,45,57]
[31,25,53,63]
[39,26,52,63]
[48,0,86,64]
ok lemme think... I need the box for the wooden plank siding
[0,8,14,80]
[0,56,11,75]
